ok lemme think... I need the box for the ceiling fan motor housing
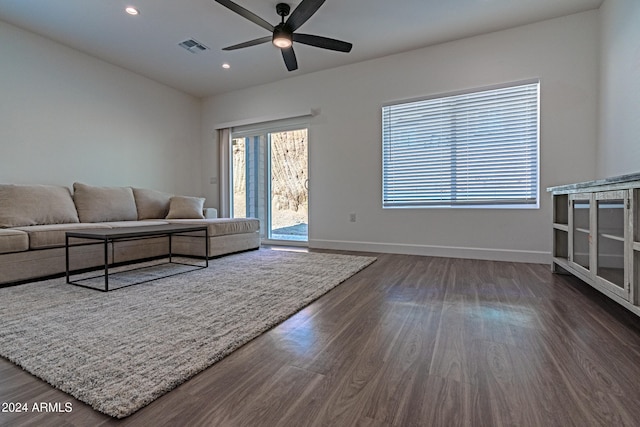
[273,3,293,48]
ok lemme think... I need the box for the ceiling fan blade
[293,33,352,52]
[281,47,298,71]
[214,0,274,32]
[222,36,272,50]
[286,0,326,32]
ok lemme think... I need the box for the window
[382,81,539,208]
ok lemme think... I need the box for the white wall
[0,20,203,197]
[597,0,640,178]
[203,11,599,263]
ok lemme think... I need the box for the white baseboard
[309,239,551,264]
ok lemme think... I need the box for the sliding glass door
[231,127,308,243]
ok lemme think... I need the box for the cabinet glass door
[571,196,591,270]
[597,200,624,286]
[595,190,628,299]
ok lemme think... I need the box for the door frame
[230,123,309,245]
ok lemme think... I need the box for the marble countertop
[547,172,640,193]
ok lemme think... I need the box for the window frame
[381,79,540,210]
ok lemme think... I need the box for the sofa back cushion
[0,184,80,228]
[73,182,138,223]
[132,187,172,219]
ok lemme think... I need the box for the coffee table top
[65,224,208,240]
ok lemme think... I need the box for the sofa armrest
[203,208,218,219]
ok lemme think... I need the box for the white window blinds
[382,81,539,208]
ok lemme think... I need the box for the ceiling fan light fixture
[272,27,292,49]
[273,36,292,49]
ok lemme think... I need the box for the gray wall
[0,20,203,197]
[202,11,600,263]
[597,0,640,177]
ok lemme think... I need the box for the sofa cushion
[165,218,260,237]
[165,196,205,219]
[0,229,29,254]
[14,223,112,249]
[0,184,79,228]
[73,183,138,223]
[132,188,173,220]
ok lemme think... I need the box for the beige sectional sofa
[0,183,260,286]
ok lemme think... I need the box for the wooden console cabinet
[548,173,640,317]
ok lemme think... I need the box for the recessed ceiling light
[222,63,231,69]
[125,7,139,16]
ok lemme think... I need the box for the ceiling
[0,0,603,98]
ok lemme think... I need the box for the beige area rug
[0,249,376,418]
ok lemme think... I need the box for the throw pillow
[0,184,79,228]
[132,187,173,220]
[165,196,205,219]
[73,182,138,223]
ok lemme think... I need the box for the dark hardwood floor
[2,249,640,426]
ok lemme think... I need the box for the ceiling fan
[214,0,353,71]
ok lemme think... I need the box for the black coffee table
[65,224,208,292]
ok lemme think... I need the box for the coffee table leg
[169,234,173,264]
[66,235,70,284]
[104,238,109,292]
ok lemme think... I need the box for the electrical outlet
[209,177,218,185]
[349,212,356,222]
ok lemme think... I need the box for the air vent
[178,39,209,53]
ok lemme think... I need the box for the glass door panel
[232,138,246,218]
[232,135,267,235]
[597,199,625,288]
[572,197,590,269]
[269,129,308,242]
